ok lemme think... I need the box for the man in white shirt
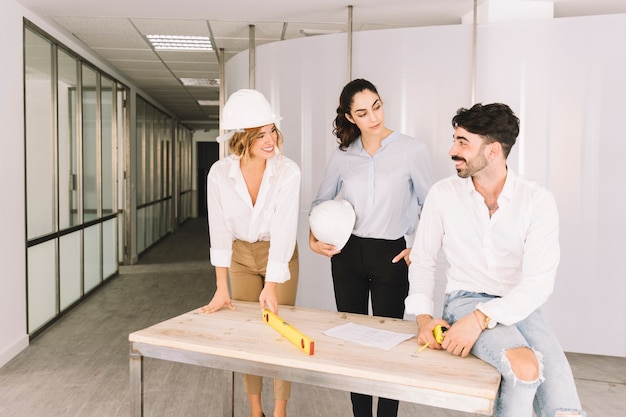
[404,103,585,417]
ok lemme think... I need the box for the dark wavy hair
[451,103,520,158]
[333,79,380,151]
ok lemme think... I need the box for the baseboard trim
[0,334,29,368]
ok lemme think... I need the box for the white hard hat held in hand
[309,199,356,250]
[217,89,282,142]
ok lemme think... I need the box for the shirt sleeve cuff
[265,259,290,284]
[404,233,415,249]
[404,293,434,317]
[476,301,515,326]
[209,248,232,268]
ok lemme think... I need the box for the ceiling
[16,0,626,132]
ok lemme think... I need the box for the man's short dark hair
[452,103,520,158]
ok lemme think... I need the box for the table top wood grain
[129,301,501,415]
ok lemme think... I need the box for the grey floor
[0,218,624,417]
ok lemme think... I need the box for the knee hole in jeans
[506,346,540,382]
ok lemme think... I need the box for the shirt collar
[461,166,517,199]
[500,167,516,200]
[352,131,397,155]
[227,152,280,179]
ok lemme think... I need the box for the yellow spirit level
[262,309,315,355]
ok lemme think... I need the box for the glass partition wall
[24,26,56,332]
[176,123,193,225]
[138,98,193,254]
[135,97,192,254]
[24,21,192,335]
[23,22,129,334]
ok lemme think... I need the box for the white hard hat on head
[309,199,356,250]
[221,89,282,131]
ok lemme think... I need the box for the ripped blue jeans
[443,291,586,417]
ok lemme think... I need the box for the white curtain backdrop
[225,14,626,357]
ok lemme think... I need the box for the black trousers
[331,235,409,417]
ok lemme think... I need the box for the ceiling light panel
[157,52,216,64]
[197,100,220,106]
[147,35,213,51]
[180,78,221,87]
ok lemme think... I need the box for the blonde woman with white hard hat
[200,89,300,417]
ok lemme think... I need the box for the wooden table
[129,301,501,416]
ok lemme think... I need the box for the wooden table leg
[130,349,144,417]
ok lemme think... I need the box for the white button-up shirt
[206,153,301,283]
[404,169,560,325]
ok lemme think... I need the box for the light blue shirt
[404,169,560,325]
[312,131,432,247]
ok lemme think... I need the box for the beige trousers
[230,239,299,401]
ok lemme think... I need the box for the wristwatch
[483,314,497,330]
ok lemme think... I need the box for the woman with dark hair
[309,79,433,417]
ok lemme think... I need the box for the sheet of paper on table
[324,322,415,350]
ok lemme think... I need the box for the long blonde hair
[228,124,284,161]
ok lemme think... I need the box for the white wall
[226,15,626,357]
[0,0,29,367]
[475,15,626,357]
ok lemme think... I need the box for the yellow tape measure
[262,309,315,355]
[433,324,447,344]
